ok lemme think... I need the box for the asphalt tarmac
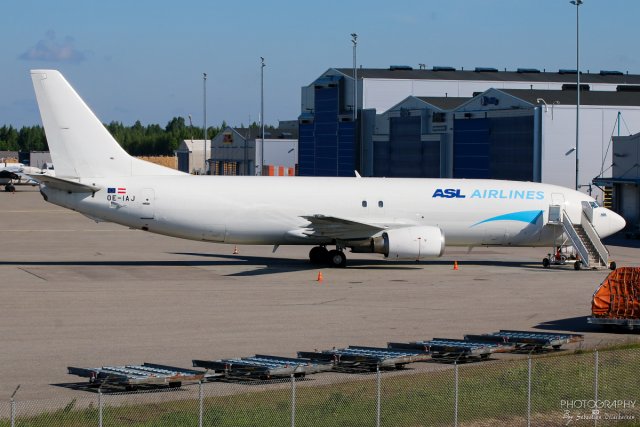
[1,186,639,401]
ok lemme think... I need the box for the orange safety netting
[592,267,640,319]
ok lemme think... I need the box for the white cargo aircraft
[29,70,625,268]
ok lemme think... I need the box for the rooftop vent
[562,83,590,91]
[432,66,456,72]
[517,68,541,73]
[474,67,498,72]
[389,65,413,71]
[559,69,577,74]
[617,85,640,92]
[601,70,624,76]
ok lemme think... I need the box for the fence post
[376,365,381,427]
[98,388,103,427]
[291,374,296,427]
[454,362,459,427]
[10,385,20,427]
[199,381,204,427]
[527,355,532,427]
[594,350,599,427]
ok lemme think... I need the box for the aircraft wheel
[309,246,328,264]
[542,258,550,268]
[609,261,617,271]
[327,250,347,268]
[574,261,581,271]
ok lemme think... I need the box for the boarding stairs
[548,202,610,269]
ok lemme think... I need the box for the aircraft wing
[300,215,388,240]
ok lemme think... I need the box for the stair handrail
[562,210,591,267]
[580,210,610,267]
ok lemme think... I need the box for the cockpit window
[589,201,599,209]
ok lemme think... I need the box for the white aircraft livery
[30,70,626,268]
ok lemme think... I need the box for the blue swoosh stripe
[471,210,543,227]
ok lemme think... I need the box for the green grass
[2,345,640,426]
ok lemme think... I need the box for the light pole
[351,33,359,176]
[260,57,265,176]
[188,114,194,173]
[570,0,583,191]
[351,33,357,122]
[203,72,208,175]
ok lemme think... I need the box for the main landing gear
[309,246,347,268]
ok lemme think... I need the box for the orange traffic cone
[317,271,323,282]
[453,261,459,270]
[233,246,239,255]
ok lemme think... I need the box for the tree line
[0,118,273,156]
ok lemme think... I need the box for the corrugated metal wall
[298,76,355,176]
[454,116,533,181]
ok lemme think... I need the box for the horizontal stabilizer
[29,174,100,193]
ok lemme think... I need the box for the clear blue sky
[2,0,639,129]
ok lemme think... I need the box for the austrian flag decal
[107,187,127,194]
[106,187,134,202]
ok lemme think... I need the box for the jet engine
[370,226,445,260]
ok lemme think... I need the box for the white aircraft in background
[29,70,625,268]
[0,161,50,192]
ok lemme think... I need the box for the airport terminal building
[298,67,640,205]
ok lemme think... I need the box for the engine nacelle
[371,226,445,260]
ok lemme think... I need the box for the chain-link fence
[2,347,638,426]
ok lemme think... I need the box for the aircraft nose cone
[609,209,626,234]
[597,208,626,237]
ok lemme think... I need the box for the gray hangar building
[298,67,640,205]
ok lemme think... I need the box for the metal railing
[580,210,610,267]
[562,209,591,266]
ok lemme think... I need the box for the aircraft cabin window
[362,201,367,208]
[378,201,383,208]
[590,201,599,208]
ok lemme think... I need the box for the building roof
[233,126,299,140]
[334,67,640,85]
[0,151,19,161]
[415,96,471,110]
[499,89,640,107]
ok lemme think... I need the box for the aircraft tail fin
[31,70,184,179]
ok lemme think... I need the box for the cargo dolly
[388,338,511,362]
[463,330,584,352]
[67,363,205,389]
[298,346,429,372]
[193,355,331,380]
